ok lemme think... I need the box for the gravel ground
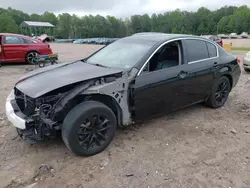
[223,39,250,48]
[0,44,250,188]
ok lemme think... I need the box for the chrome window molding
[137,37,219,76]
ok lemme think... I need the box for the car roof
[120,33,209,44]
[0,33,31,39]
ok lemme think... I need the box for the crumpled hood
[15,61,122,98]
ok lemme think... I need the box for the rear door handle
[178,70,188,79]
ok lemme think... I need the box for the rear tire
[26,51,39,64]
[244,68,250,72]
[61,101,117,156]
[205,76,231,108]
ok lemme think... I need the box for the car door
[180,39,219,103]
[133,40,192,120]
[2,35,27,62]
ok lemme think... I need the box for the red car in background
[201,35,223,47]
[0,33,53,64]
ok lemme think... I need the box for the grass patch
[232,47,250,51]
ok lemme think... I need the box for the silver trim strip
[137,37,219,75]
[188,57,218,64]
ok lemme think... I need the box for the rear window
[23,38,35,44]
[206,42,217,58]
[185,39,209,62]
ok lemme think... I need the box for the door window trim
[184,39,219,65]
[137,37,219,75]
[137,38,184,75]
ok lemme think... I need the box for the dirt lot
[0,44,250,188]
[223,39,250,48]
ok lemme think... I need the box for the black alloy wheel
[62,101,117,156]
[205,76,231,108]
[77,114,111,150]
[214,80,230,106]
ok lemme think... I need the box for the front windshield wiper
[81,58,87,62]
[93,63,109,68]
[81,59,109,68]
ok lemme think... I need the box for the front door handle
[178,70,188,79]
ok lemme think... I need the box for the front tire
[62,101,117,156]
[205,76,231,108]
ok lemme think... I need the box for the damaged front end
[13,88,64,143]
[11,81,96,143]
[6,68,138,143]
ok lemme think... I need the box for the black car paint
[13,34,241,126]
[132,38,240,120]
[15,61,123,98]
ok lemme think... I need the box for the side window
[23,38,35,44]
[4,36,24,44]
[206,42,217,58]
[185,39,209,62]
[142,41,181,73]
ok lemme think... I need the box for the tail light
[237,57,241,63]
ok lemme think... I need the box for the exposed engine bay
[14,68,138,143]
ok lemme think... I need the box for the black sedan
[6,33,241,156]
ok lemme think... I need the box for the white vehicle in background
[240,32,248,38]
[243,51,250,72]
[218,34,229,39]
[229,33,238,39]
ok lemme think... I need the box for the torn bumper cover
[5,90,26,130]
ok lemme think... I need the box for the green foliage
[0,13,19,33]
[0,5,250,38]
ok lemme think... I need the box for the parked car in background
[243,51,250,72]
[6,33,241,156]
[218,34,229,39]
[229,33,238,39]
[240,32,248,39]
[201,35,223,46]
[133,32,166,36]
[0,33,53,64]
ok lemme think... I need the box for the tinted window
[143,41,180,72]
[87,40,152,69]
[206,42,217,58]
[4,36,24,44]
[185,40,209,62]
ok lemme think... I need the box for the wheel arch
[25,50,39,57]
[218,66,233,91]
[58,93,123,127]
[221,74,233,91]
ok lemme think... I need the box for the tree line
[0,6,249,39]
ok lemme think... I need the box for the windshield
[87,40,153,69]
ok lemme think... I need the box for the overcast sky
[1,0,250,17]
